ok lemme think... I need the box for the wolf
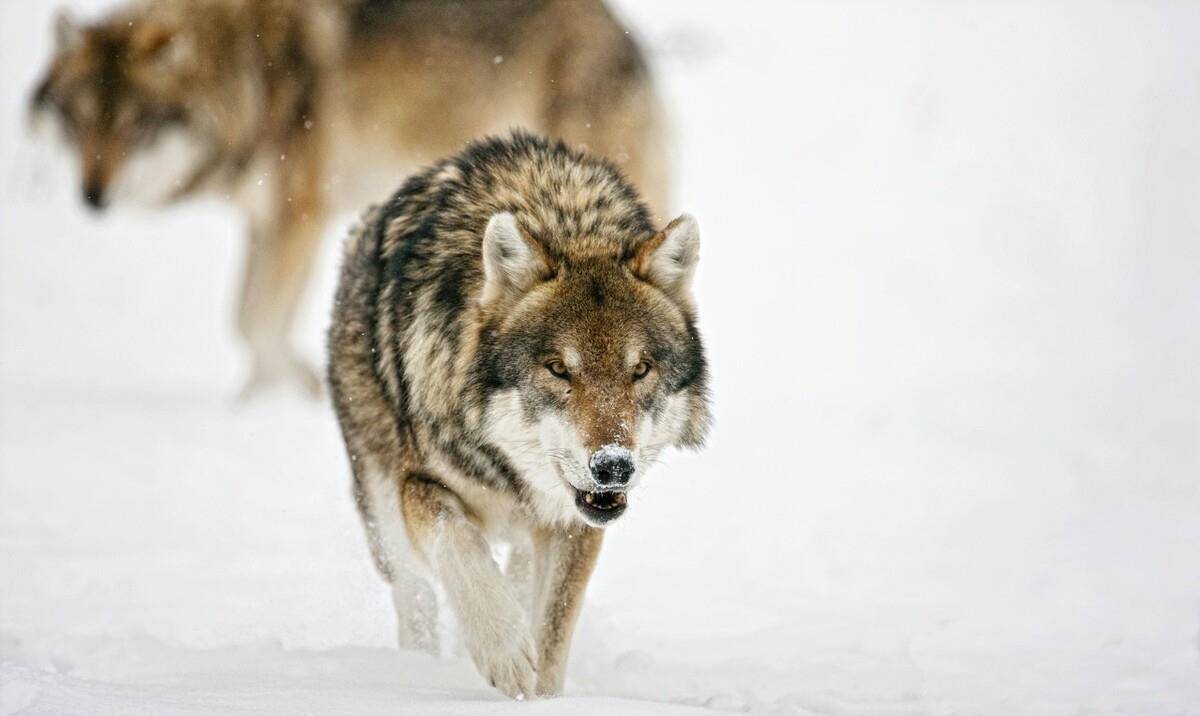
[30,0,668,398]
[327,132,710,698]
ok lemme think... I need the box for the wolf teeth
[581,491,627,511]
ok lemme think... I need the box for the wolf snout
[589,446,634,488]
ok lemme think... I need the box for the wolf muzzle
[574,446,634,525]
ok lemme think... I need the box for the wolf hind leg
[353,456,441,655]
[391,558,440,655]
[402,473,535,699]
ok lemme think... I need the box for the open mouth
[573,488,628,524]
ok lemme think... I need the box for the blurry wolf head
[28,1,340,210]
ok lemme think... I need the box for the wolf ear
[632,214,700,305]
[54,10,82,52]
[130,22,194,71]
[481,212,546,306]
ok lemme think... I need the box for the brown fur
[31,0,669,397]
[529,524,603,694]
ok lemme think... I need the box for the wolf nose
[589,447,634,488]
[83,182,106,211]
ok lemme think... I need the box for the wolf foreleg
[530,525,603,696]
[401,474,536,699]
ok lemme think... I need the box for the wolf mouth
[573,488,628,524]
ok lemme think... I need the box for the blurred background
[2,1,1198,713]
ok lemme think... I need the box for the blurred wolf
[327,133,709,698]
[30,0,668,397]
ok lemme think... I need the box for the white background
[2,1,1198,713]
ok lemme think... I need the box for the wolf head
[30,9,213,209]
[478,210,711,527]
[29,3,338,210]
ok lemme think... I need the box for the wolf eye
[546,360,570,380]
[633,360,653,381]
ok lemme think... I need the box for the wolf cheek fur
[327,133,710,698]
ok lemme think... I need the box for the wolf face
[479,213,710,527]
[29,10,250,210]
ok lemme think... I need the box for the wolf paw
[234,356,323,403]
[234,371,270,404]
[286,357,324,399]
[467,616,537,700]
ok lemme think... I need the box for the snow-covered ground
[3,1,1199,713]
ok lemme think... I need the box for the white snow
[3,1,1199,714]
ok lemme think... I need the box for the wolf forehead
[422,133,701,350]
[485,265,700,368]
[372,133,668,328]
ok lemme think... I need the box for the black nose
[83,183,106,210]
[589,448,634,487]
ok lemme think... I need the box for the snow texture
[3,1,1200,714]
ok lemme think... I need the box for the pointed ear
[54,10,82,53]
[130,22,194,71]
[632,213,700,305]
[481,213,546,306]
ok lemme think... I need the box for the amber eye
[546,360,570,380]
[633,360,653,381]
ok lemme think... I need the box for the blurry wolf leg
[402,474,536,699]
[235,219,324,399]
[234,145,326,399]
[530,525,603,696]
[391,556,440,654]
